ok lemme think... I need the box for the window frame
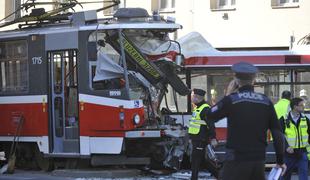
[211,0,236,11]
[217,0,235,9]
[178,67,310,113]
[272,0,299,8]
[159,0,176,13]
[0,40,29,94]
[278,0,299,6]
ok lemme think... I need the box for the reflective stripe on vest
[188,103,210,135]
[284,117,309,148]
[307,145,310,160]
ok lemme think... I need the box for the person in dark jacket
[188,88,218,180]
[206,62,286,180]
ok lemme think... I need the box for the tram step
[65,126,79,139]
[91,155,150,166]
[63,139,79,153]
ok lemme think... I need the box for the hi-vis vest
[274,99,290,120]
[188,104,209,135]
[269,99,290,142]
[284,116,309,149]
[307,145,310,160]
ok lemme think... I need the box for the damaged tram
[0,7,191,170]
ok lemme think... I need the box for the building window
[211,0,236,10]
[279,0,299,4]
[0,40,28,93]
[272,0,299,8]
[103,0,124,16]
[3,0,21,22]
[159,0,175,12]
[218,0,235,8]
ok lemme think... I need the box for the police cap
[231,62,258,80]
[193,88,206,96]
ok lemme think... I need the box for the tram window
[88,31,120,64]
[128,74,145,100]
[53,54,63,94]
[160,74,188,112]
[54,97,64,137]
[90,63,124,90]
[89,31,124,91]
[0,43,5,59]
[0,40,28,93]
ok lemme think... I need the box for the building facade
[1,0,309,49]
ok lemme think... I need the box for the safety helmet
[300,89,307,97]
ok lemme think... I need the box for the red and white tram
[0,6,190,170]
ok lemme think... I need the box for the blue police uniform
[206,62,285,180]
[189,89,218,180]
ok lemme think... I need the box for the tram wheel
[34,146,54,171]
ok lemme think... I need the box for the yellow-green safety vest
[284,116,309,149]
[307,145,310,160]
[188,103,210,135]
[274,99,290,120]
[270,99,290,141]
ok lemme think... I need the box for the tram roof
[0,21,181,39]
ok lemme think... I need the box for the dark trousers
[281,151,308,180]
[221,160,265,180]
[191,140,206,180]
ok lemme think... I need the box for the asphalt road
[0,169,305,180]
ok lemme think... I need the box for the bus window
[190,69,233,106]
[160,69,234,113]
[0,40,28,93]
[292,70,310,110]
[254,69,291,104]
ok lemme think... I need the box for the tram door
[48,50,79,153]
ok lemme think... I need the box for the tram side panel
[0,35,48,138]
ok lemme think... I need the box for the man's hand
[286,147,294,154]
[210,138,218,147]
[276,163,287,176]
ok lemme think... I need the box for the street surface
[0,169,304,180]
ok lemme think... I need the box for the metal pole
[118,29,130,98]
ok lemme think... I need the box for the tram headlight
[133,114,140,125]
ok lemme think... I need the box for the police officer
[189,88,218,180]
[206,62,286,180]
[274,91,291,120]
[269,91,292,141]
[280,97,310,180]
